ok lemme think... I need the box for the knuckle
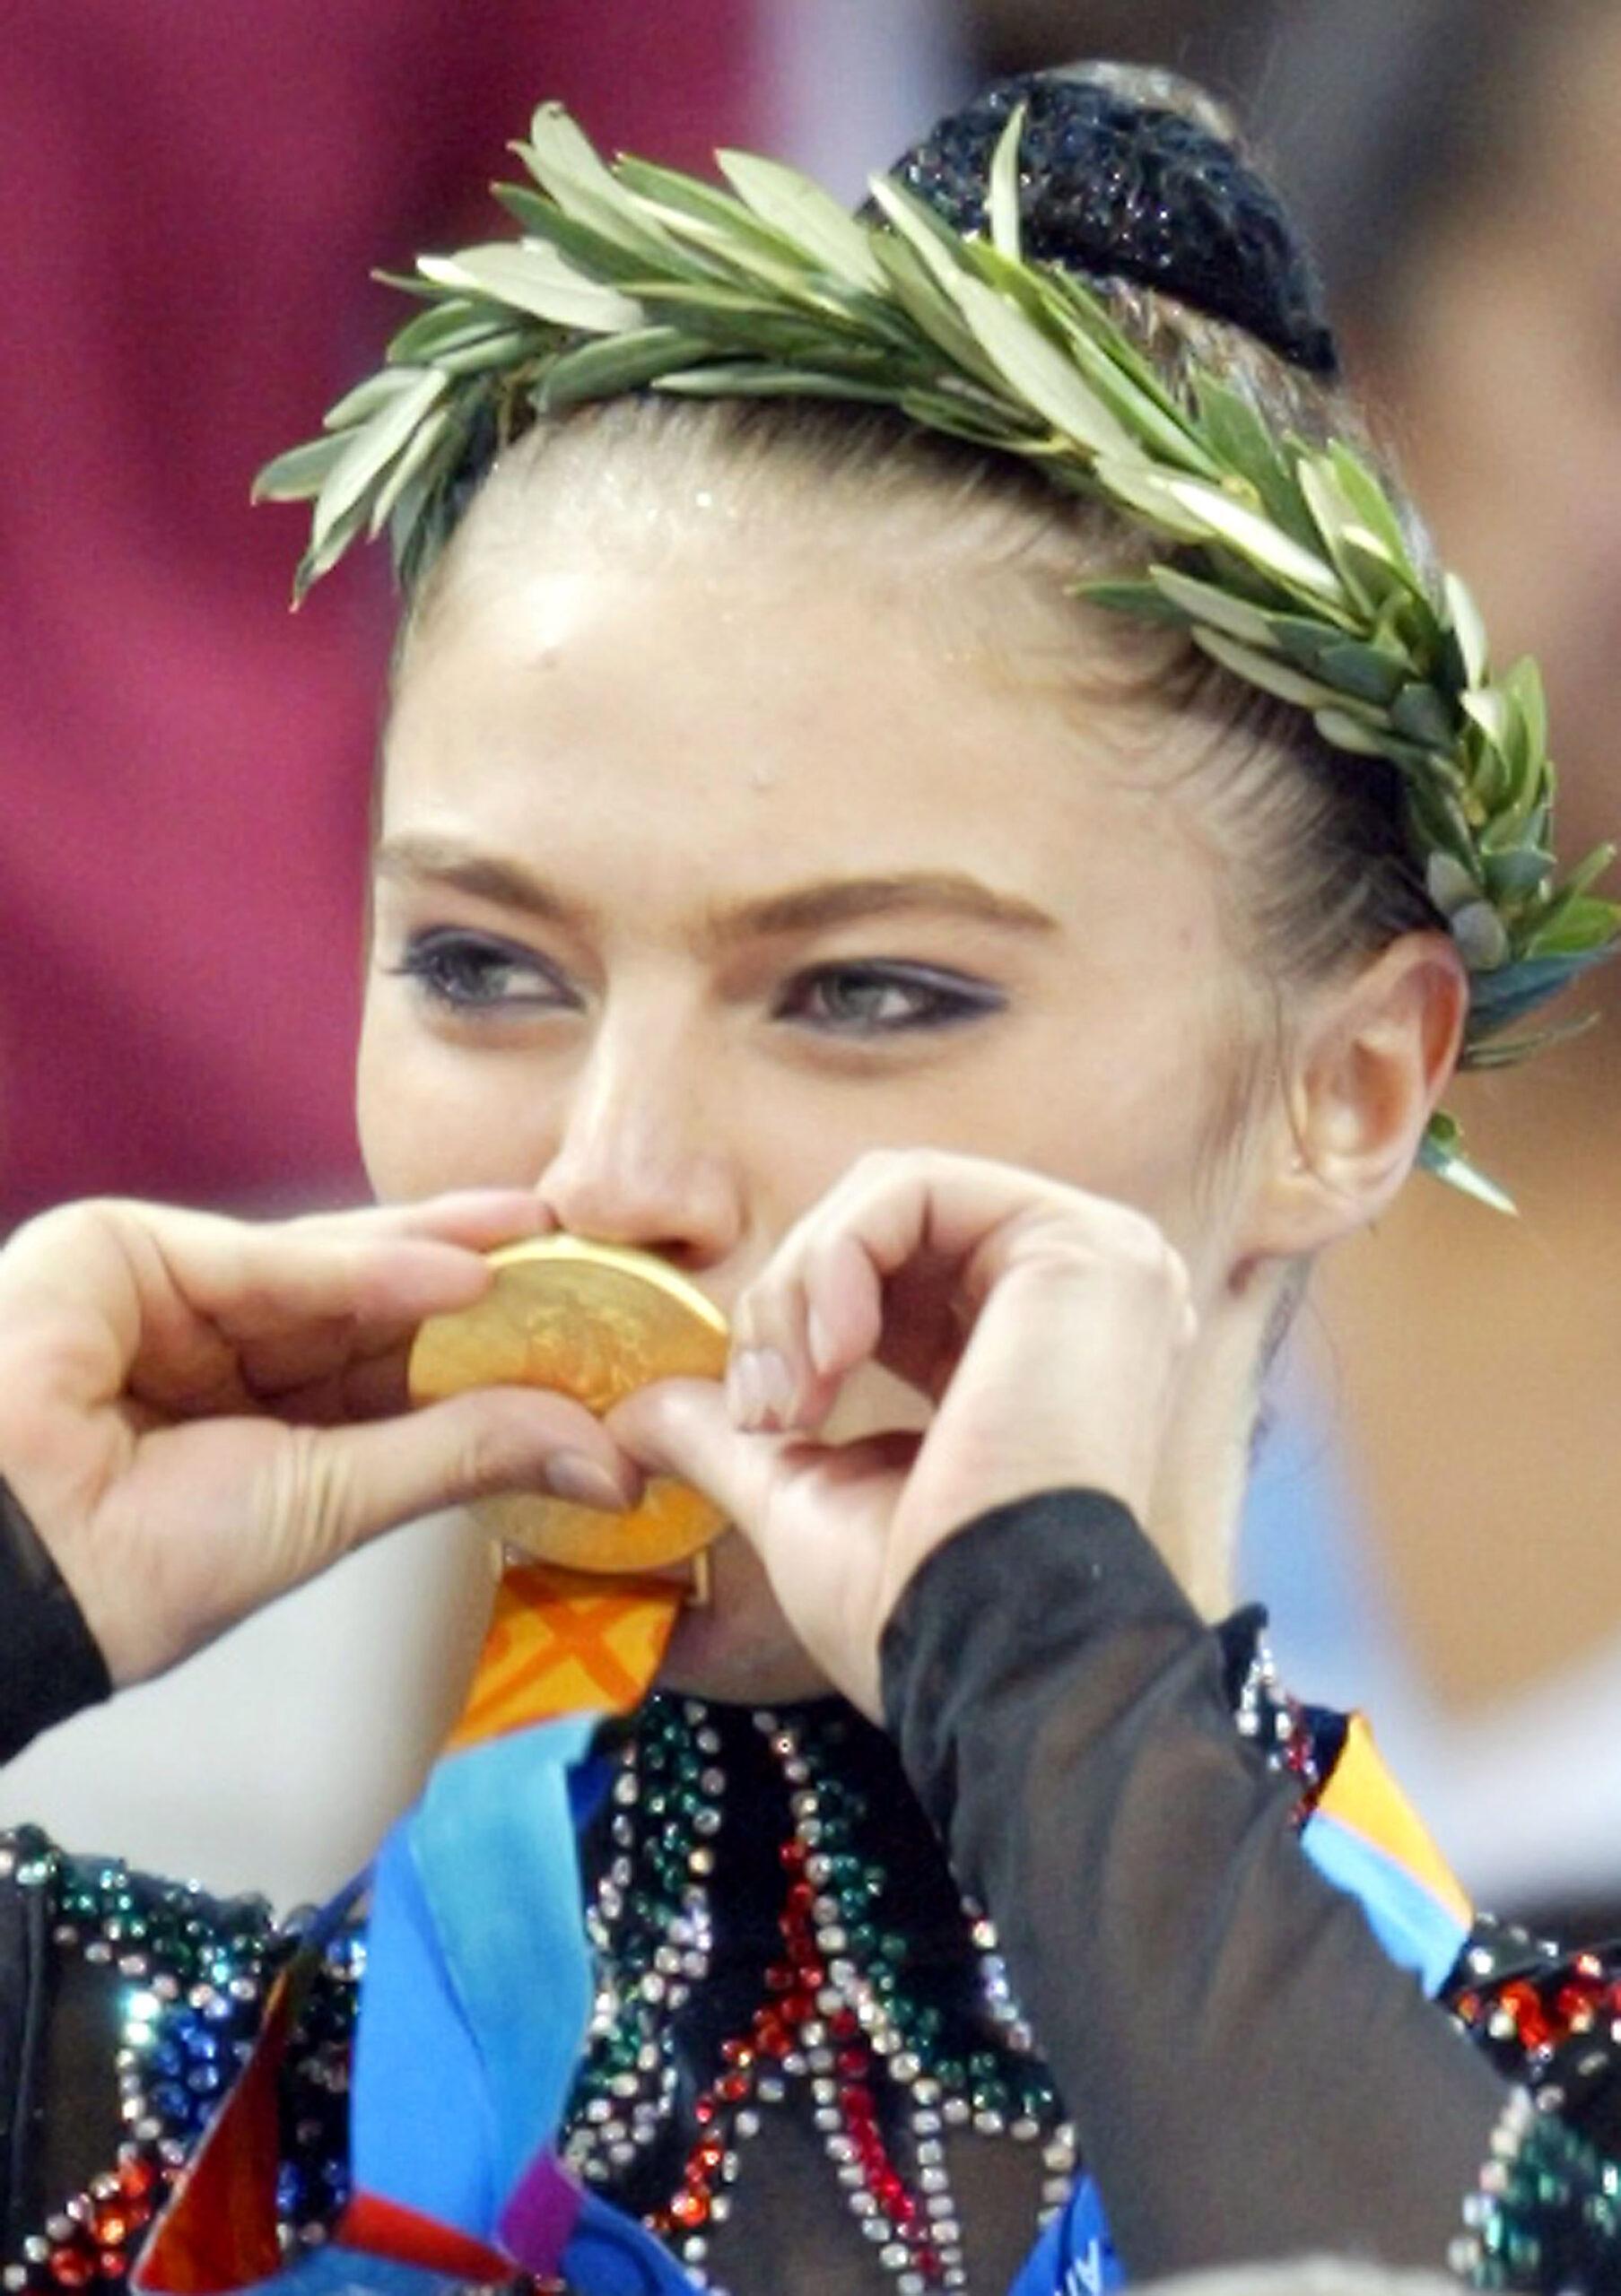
[9,1198,117,1264]
[454,1413,519,1506]
[845,1144,925,1196]
[1099,1203,1181,1283]
[1013,1200,1188,1301]
[1102,1200,1165,1257]
[268,1427,341,1570]
[800,1229,846,1294]
[458,1409,527,1500]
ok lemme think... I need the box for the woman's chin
[654,1530,835,1708]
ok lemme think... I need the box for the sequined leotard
[4,1490,1621,2294]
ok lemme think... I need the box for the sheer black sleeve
[879,1488,1506,2282]
[0,1477,111,1765]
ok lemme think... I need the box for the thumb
[605,1377,788,1536]
[287,1385,643,1572]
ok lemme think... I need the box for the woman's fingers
[727,1150,1121,1429]
[143,1204,527,1345]
[295,1382,644,1565]
[79,1382,646,1687]
[1,1195,552,1422]
[606,1377,784,1529]
[0,1196,553,1422]
[607,1377,921,1720]
[293,1189,553,1254]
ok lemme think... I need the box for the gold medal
[408,1234,730,1573]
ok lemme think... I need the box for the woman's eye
[780,963,1003,1036]
[388,929,568,1013]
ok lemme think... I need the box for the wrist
[0,1474,112,1761]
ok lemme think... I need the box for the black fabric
[0,1479,111,1765]
[0,1848,70,2257]
[572,1697,1052,2296]
[881,1488,1506,2280]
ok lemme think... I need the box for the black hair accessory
[880,70,1339,379]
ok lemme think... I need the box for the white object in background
[0,1513,493,1913]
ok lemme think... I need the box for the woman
[4,65,1618,2296]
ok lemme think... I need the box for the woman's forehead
[380,552,1213,939]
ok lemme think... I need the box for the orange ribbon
[445,1560,686,1752]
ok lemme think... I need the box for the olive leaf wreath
[256,102,1620,1209]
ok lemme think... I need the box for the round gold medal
[408,1235,730,1572]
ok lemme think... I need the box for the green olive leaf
[864,175,975,293]
[1417,1119,1517,1215]
[1443,571,1490,689]
[1079,578,1198,627]
[987,104,1026,259]
[716,151,888,294]
[1389,682,1456,749]
[1313,639,1409,707]
[309,368,448,553]
[1149,566,1277,648]
[419,245,642,335]
[1193,629,1341,709]
[386,299,508,365]
[1325,439,1413,568]
[1425,853,1479,916]
[1480,845,1556,902]
[867,235,1001,383]
[657,363,895,403]
[1164,479,1343,605]
[950,277,1137,460]
[536,326,710,409]
[368,404,453,536]
[1090,457,1213,543]
[518,104,684,265]
[251,430,351,502]
[319,366,430,433]
[1450,900,1512,970]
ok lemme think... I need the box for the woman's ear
[1241,932,1468,1261]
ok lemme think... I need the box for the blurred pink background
[2,0,759,1226]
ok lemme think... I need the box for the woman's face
[358,509,1259,1699]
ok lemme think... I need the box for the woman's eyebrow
[718,874,1060,944]
[374,834,1059,944]
[374,836,588,929]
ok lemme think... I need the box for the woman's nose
[534,1025,745,1273]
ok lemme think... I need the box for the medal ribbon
[135,1561,686,2296]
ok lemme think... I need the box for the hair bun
[882,65,1338,378]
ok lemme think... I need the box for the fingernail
[806,1304,835,1378]
[545,1450,632,1512]
[726,1352,759,1425]
[728,1346,794,1428]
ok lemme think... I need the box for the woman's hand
[606,1149,1197,1718]
[0,1192,640,1688]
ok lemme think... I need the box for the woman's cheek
[356,1002,532,1201]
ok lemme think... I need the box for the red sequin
[1556,1983,1599,2034]
[1499,1981,1554,2052]
[648,1726,967,2285]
